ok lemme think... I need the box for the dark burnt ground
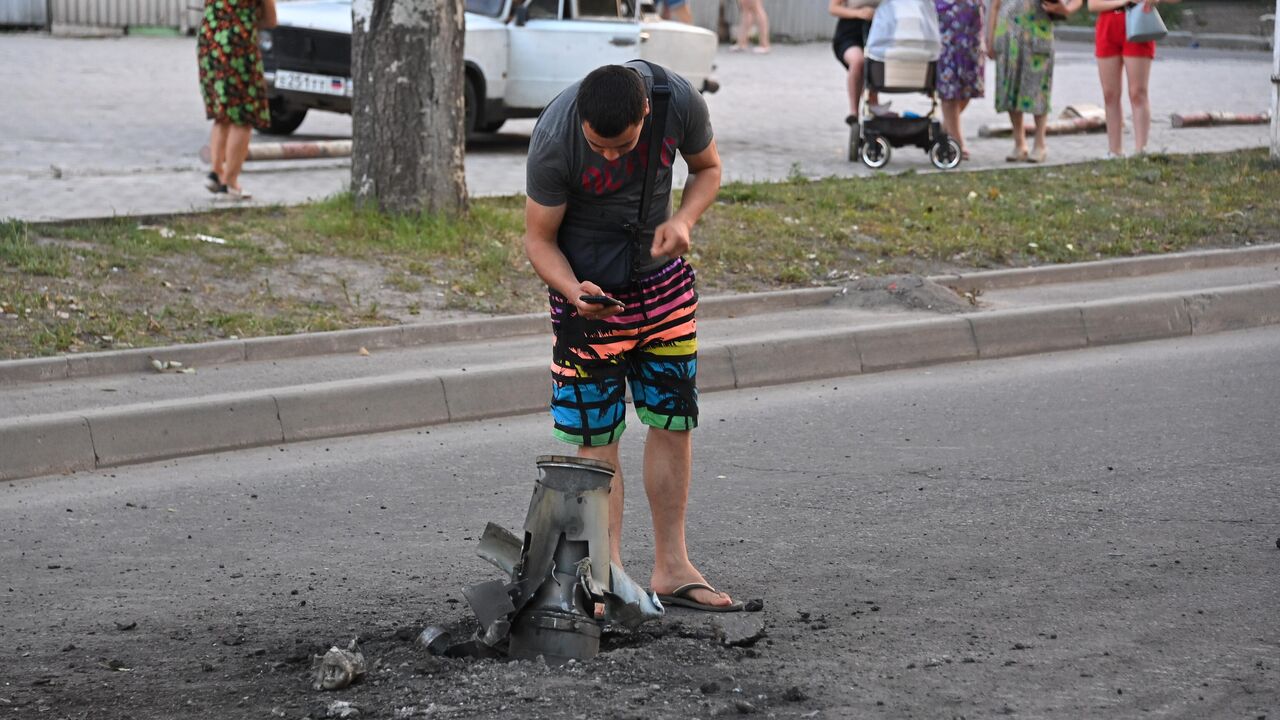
[4,605,829,720]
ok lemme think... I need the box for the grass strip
[2,150,1277,359]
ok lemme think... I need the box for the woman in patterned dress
[985,0,1080,163]
[934,0,985,161]
[197,0,277,200]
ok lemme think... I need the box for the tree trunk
[351,0,468,215]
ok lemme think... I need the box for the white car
[260,0,719,135]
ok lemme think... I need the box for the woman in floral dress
[934,0,985,160]
[985,0,1080,163]
[197,0,277,200]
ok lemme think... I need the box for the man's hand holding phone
[573,281,625,319]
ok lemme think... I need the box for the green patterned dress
[992,0,1054,115]
[197,0,270,128]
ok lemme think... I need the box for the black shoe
[205,172,224,193]
[845,114,858,126]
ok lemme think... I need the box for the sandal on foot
[205,172,224,193]
[1006,149,1028,163]
[1026,148,1047,163]
[655,582,745,613]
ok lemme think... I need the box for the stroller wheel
[860,136,891,169]
[930,137,963,170]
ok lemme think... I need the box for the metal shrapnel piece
[603,562,665,629]
[462,578,516,647]
[416,625,452,656]
[476,521,522,577]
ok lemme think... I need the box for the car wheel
[262,97,307,136]
[478,119,506,134]
[464,77,477,135]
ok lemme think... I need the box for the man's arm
[651,138,722,259]
[523,199,624,318]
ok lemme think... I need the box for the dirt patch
[829,275,976,314]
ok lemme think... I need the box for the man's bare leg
[577,442,625,566]
[643,427,734,607]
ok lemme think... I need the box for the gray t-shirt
[525,61,713,279]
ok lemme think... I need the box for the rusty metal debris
[312,640,366,691]
[442,455,664,665]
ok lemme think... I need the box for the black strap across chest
[627,60,671,282]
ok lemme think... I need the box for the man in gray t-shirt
[526,60,713,287]
[523,63,738,612]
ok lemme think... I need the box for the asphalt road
[2,325,1278,718]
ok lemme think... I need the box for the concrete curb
[929,244,1280,292]
[4,280,1277,483]
[0,288,838,386]
[5,245,1276,387]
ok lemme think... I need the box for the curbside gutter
[3,280,1278,483]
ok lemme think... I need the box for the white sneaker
[1104,151,1124,160]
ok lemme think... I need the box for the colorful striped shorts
[549,258,698,447]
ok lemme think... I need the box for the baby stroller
[850,0,961,170]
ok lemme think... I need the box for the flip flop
[656,582,745,613]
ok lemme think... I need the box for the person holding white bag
[1089,0,1179,158]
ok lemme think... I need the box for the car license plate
[274,69,352,97]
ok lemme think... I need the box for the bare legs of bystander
[208,120,254,199]
[1007,110,1049,162]
[734,0,770,52]
[841,46,881,123]
[1098,54,1152,157]
[941,98,971,159]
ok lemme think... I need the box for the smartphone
[579,294,625,308]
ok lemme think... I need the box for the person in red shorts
[1089,0,1179,158]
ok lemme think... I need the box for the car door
[505,0,642,111]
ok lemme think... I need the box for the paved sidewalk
[3,246,1278,481]
[0,34,1273,221]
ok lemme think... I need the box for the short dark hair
[576,65,646,138]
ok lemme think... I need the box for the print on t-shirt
[579,136,677,196]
